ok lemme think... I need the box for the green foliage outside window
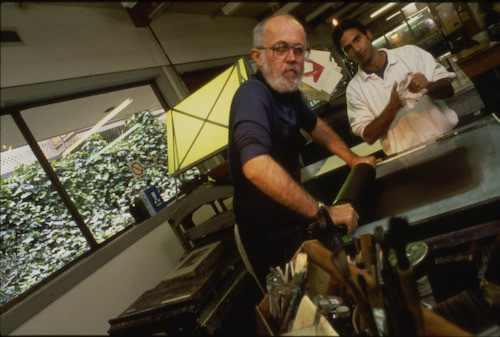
[0,110,199,307]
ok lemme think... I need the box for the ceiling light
[370,3,397,19]
[332,18,339,26]
[402,3,417,12]
[386,11,400,21]
[373,36,386,45]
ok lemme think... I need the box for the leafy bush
[0,110,199,307]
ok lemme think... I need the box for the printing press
[108,184,261,336]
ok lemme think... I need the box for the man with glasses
[332,19,458,155]
[228,14,375,286]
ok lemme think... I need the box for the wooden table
[457,42,500,79]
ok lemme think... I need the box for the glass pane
[384,4,439,48]
[1,114,91,307]
[19,85,183,243]
[405,5,438,41]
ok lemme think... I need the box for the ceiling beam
[221,2,244,16]
[273,2,302,15]
[305,3,335,22]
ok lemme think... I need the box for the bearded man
[228,14,375,287]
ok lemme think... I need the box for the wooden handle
[360,233,373,269]
[396,266,425,335]
[300,240,473,337]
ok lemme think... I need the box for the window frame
[0,66,187,335]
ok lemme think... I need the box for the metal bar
[11,111,99,250]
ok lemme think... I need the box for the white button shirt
[346,45,458,155]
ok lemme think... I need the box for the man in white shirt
[332,19,458,155]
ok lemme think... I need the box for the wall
[0,3,258,88]
[11,218,185,335]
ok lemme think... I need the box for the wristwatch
[314,201,328,229]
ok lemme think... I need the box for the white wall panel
[151,13,256,64]
[0,3,164,87]
[10,221,184,336]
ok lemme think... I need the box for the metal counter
[302,115,500,238]
[355,115,500,236]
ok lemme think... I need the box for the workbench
[297,116,500,335]
[357,115,500,237]
[302,114,500,239]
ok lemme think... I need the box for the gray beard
[261,55,303,93]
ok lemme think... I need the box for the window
[1,114,91,306]
[0,83,199,307]
[373,3,440,50]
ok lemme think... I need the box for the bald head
[253,14,306,48]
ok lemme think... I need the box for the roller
[333,163,376,222]
[308,163,376,249]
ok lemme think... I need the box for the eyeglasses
[257,44,310,60]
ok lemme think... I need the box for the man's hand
[389,81,404,110]
[325,203,359,234]
[408,72,429,93]
[349,155,376,168]
[362,82,403,145]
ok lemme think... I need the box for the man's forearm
[309,118,357,167]
[243,154,318,218]
[427,78,454,100]
[362,101,401,144]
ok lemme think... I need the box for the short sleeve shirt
[346,45,458,155]
[228,71,317,238]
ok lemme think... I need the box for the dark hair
[332,19,368,51]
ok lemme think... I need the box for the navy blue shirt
[228,71,318,240]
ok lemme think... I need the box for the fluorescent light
[370,3,397,18]
[62,98,133,157]
[402,3,416,12]
[386,11,400,21]
[373,36,386,45]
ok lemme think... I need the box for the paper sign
[302,50,343,95]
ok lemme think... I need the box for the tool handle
[396,266,425,335]
[302,240,473,336]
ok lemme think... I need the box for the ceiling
[22,2,404,33]
[122,2,391,30]
[2,2,398,152]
